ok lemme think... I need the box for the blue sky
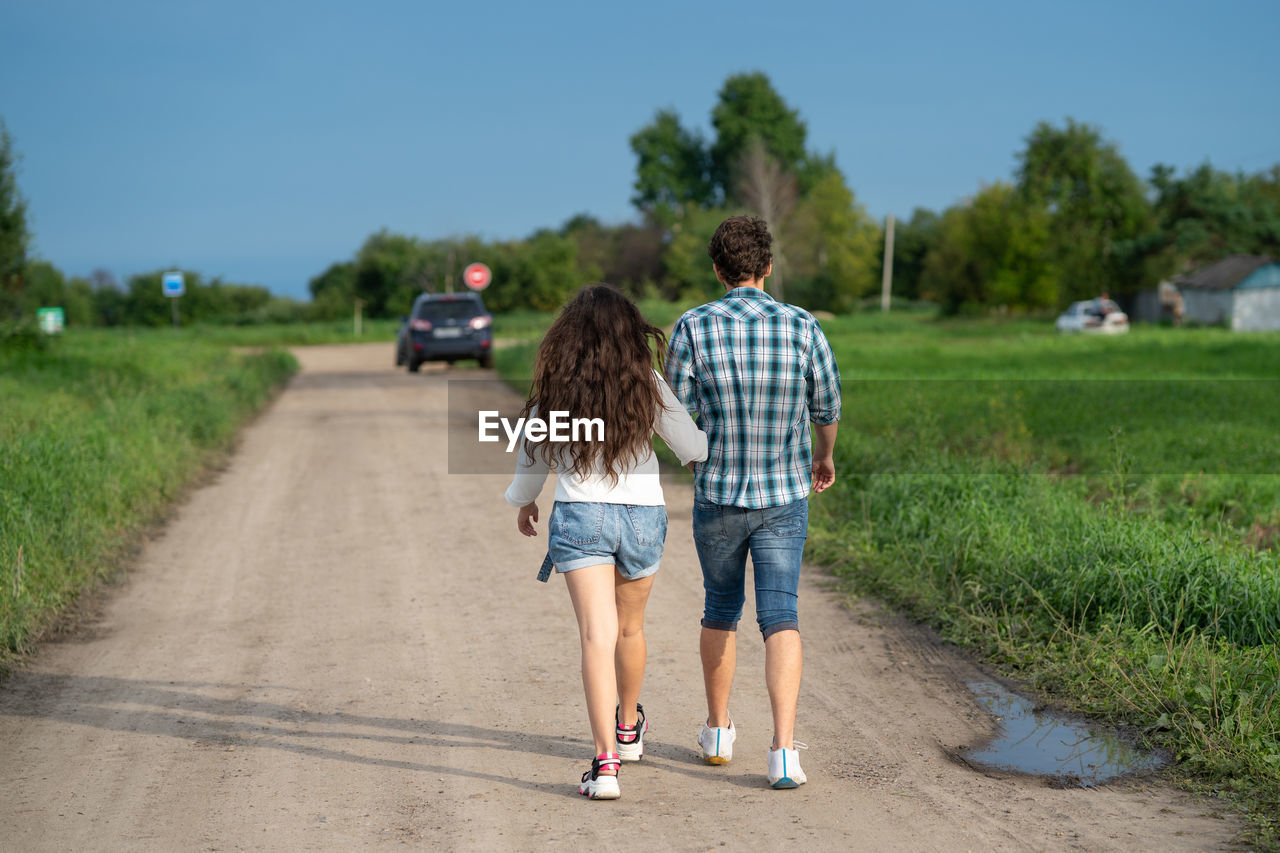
[2,0,1276,300]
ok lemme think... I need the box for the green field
[805,315,1279,841]
[498,308,1280,845]
[0,329,297,663]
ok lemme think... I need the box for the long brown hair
[519,285,667,482]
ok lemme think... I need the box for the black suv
[396,292,494,371]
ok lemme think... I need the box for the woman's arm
[504,439,550,509]
[653,372,708,465]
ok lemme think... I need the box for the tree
[786,170,880,312]
[21,261,68,316]
[63,276,96,327]
[629,110,713,225]
[124,271,188,326]
[308,260,357,320]
[732,137,799,299]
[0,120,30,319]
[560,214,666,297]
[1016,119,1151,301]
[485,230,580,313]
[88,269,127,326]
[884,208,942,301]
[1130,162,1280,277]
[559,213,609,285]
[352,231,431,318]
[920,183,1057,313]
[661,205,734,300]
[710,73,809,201]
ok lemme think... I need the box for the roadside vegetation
[498,307,1280,847]
[184,319,398,347]
[0,329,297,667]
[809,312,1279,845]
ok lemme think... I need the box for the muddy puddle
[959,680,1166,787]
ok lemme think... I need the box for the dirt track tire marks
[0,344,1238,851]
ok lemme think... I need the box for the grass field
[0,328,297,664]
[497,307,1280,846]
[184,318,399,346]
[805,314,1280,844]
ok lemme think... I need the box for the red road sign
[463,263,492,291]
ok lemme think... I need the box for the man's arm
[807,320,841,493]
[811,422,838,492]
[664,315,697,413]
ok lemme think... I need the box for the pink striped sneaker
[579,753,621,800]
[615,703,647,762]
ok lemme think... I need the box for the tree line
[4,75,1279,328]
[312,75,1280,319]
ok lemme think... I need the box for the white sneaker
[698,717,735,765]
[579,753,621,800]
[767,743,808,788]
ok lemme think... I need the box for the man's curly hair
[707,215,772,284]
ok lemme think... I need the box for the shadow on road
[0,672,605,799]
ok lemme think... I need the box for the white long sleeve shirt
[504,371,708,507]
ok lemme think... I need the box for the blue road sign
[163,271,185,297]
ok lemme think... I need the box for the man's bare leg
[765,628,802,749]
[700,626,736,727]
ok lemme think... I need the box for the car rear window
[416,299,483,320]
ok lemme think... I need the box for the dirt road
[0,343,1238,851]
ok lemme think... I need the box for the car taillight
[469,315,492,330]
[410,318,432,331]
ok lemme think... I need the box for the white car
[1055,299,1129,334]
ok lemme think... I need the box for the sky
[2,0,1277,300]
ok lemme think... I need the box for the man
[666,215,841,789]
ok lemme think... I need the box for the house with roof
[1130,255,1280,330]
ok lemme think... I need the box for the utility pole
[880,214,895,312]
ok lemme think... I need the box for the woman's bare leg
[564,564,621,769]
[614,572,656,726]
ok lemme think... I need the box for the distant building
[1131,255,1280,331]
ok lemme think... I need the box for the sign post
[162,271,185,328]
[37,307,65,335]
[463,263,492,292]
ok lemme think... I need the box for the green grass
[808,313,1280,846]
[184,318,400,346]
[0,328,297,665]
[495,306,1280,846]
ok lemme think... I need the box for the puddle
[960,680,1166,787]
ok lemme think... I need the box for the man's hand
[811,457,835,492]
[811,421,838,493]
[517,502,539,536]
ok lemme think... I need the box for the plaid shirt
[666,286,842,509]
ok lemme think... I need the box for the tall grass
[808,313,1280,845]
[185,318,399,346]
[0,329,297,663]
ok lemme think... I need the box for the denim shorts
[548,501,668,580]
[692,497,807,638]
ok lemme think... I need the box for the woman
[505,285,707,800]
